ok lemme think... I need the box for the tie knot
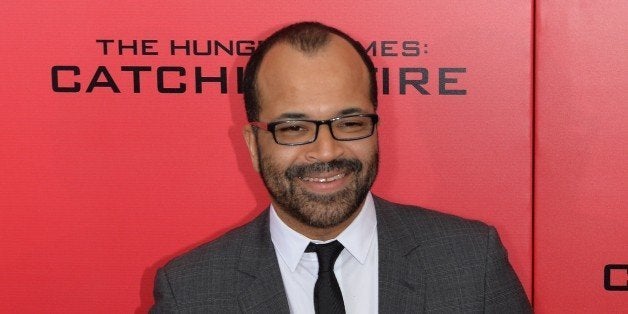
[306,240,344,272]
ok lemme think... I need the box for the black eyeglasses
[251,113,379,146]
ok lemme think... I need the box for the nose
[304,124,344,162]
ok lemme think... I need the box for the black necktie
[305,240,346,314]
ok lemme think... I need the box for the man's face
[244,36,378,230]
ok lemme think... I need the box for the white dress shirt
[269,192,379,314]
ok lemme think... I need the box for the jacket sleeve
[484,226,533,313]
[150,268,178,314]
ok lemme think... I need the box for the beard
[258,148,378,229]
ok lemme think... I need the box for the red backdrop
[534,1,628,312]
[1,1,625,313]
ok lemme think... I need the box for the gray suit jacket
[151,196,532,313]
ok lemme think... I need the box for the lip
[298,171,351,194]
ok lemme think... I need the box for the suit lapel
[233,198,427,313]
[375,196,426,313]
[236,211,290,314]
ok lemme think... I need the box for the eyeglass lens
[273,115,375,145]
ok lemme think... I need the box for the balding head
[243,22,377,122]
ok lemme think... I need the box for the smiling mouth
[299,172,346,183]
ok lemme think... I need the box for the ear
[243,125,260,172]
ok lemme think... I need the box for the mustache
[286,159,363,179]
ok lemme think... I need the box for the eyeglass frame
[250,113,379,146]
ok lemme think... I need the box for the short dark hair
[243,21,378,122]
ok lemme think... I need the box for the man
[151,22,531,313]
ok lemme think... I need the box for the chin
[288,186,364,229]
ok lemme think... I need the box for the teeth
[301,173,345,183]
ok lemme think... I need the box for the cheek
[347,138,378,161]
[258,140,303,170]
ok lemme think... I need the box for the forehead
[256,35,372,120]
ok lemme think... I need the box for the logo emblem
[604,264,628,291]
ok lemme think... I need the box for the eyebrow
[272,107,369,121]
[338,107,366,115]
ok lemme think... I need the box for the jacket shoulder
[374,196,531,312]
[151,211,272,312]
[162,211,268,274]
[374,196,492,240]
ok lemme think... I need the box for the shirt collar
[269,192,377,272]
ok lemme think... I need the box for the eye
[335,117,368,131]
[274,121,312,136]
